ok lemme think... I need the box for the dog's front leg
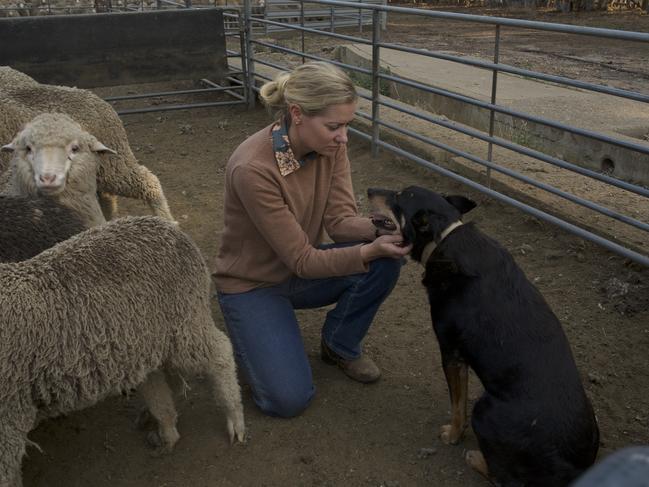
[440,351,468,445]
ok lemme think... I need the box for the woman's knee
[255,384,315,418]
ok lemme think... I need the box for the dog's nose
[367,187,379,197]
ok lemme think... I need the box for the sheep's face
[1,113,115,195]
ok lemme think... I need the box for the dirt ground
[19,5,649,487]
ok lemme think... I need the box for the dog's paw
[465,450,490,479]
[440,424,462,445]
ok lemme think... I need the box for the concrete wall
[0,8,227,87]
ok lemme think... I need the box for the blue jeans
[572,446,649,486]
[217,243,402,418]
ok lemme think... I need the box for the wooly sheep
[0,216,245,487]
[0,65,174,221]
[0,194,87,262]
[2,112,114,227]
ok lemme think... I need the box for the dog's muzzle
[371,214,398,233]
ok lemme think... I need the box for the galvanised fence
[227,0,649,267]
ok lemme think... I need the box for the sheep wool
[0,195,87,262]
[0,66,174,221]
[0,216,245,487]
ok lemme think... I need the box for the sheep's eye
[25,145,32,153]
[71,145,80,153]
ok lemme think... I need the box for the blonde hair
[259,61,357,119]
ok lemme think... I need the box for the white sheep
[2,112,112,227]
[0,66,174,221]
[0,215,245,487]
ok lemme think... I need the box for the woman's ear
[288,104,303,125]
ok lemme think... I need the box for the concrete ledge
[335,43,649,186]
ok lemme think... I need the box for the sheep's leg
[137,370,180,453]
[96,163,174,221]
[97,192,118,221]
[0,431,25,487]
[1,407,36,487]
[201,327,246,444]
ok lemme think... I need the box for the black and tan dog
[368,185,599,487]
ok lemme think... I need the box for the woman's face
[292,101,357,158]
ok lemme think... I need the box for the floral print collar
[271,118,317,177]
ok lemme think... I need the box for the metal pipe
[371,8,380,158]
[116,100,246,115]
[201,78,246,101]
[348,126,649,267]
[237,7,248,103]
[300,0,305,64]
[251,39,372,75]
[249,16,372,45]
[244,0,255,110]
[104,86,239,101]
[377,41,649,105]
[486,24,500,187]
[305,0,649,42]
[379,72,649,157]
[358,0,362,34]
[376,95,649,198]
[253,57,291,72]
[355,111,649,233]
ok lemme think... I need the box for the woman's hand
[360,234,412,263]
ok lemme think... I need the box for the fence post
[371,8,381,158]
[486,24,500,188]
[358,0,363,34]
[300,0,305,64]
[244,0,256,110]
[330,6,335,33]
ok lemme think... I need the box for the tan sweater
[213,123,376,293]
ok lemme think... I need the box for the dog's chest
[423,258,461,298]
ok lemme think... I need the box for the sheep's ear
[1,142,15,152]
[90,137,117,155]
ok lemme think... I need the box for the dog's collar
[419,220,463,267]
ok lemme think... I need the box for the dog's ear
[445,195,477,215]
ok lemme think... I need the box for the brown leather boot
[320,340,381,383]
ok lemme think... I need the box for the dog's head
[368,185,476,262]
